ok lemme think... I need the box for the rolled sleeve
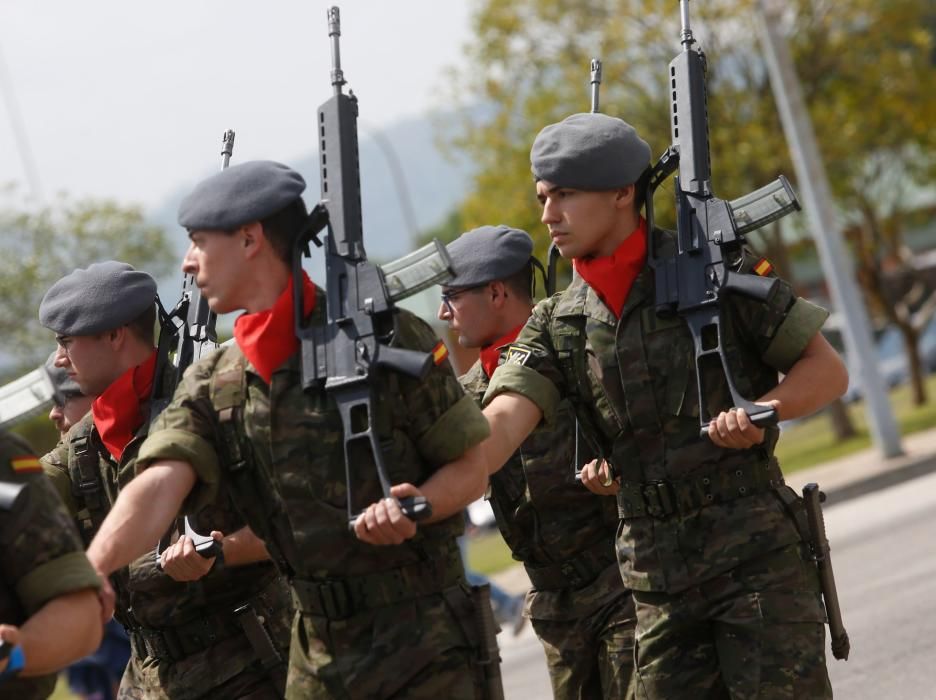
[763,297,829,372]
[417,393,490,465]
[483,363,562,424]
[136,428,222,513]
[16,551,101,615]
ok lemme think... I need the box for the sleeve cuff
[417,394,491,465]
[763,298,830,372]
[483,364,561,424]
[136,428,221,513]
[16,551,101,615]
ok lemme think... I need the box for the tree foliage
[0,187,174,375]
[443,0,936,402]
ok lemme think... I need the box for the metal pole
[754,0,902,458]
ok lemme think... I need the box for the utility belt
[128,587,280,665]
[291,554,464,620]
[617,459,785,520]
[524,538,617,591]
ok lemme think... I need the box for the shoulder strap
[209,346,298,578]
[67,428,108,542]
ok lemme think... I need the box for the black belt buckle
[318,579,353,619]
[642,481,676,518]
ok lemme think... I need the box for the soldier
[479,113,848,698]
[439,224,635,698]
[82,161,493,698]
[38,261,293,699]
[0,430,103,699]
[43,351,94,437]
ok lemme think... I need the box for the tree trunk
[826,397,857,440]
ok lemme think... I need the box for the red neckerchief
[573,218,648,318]
[233,272,316,384]
[479,323,526,379]
[92,350,157,462]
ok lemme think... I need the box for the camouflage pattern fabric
[1,430,101,700]
[138,290,493,699]
[484,231,832,696]
[461,360,635,698]
[42,411,293,700]
[632,544,830,699]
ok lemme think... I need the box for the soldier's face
[48,395,94,437]
[54,335,120,397]
[437,283,497,348]
[183,229,246,314]
[536,180,626,259]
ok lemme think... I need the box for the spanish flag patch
[431,341,449,366]
[11,455,41,473]
[753,258,774,276]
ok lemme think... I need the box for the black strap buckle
[318,579,353,619]
[642,480,676,518]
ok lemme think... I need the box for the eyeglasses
[441,284,485,314]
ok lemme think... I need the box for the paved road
[499,471,936,698]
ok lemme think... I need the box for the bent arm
[87,460,196,577]
[18,588,102,676]
[482,392,542,474]
[759,333,848,421]
[419,443,488,524]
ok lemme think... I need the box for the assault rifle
[646,0,801,436]
[152,130,236,562]
[293,7,455,527]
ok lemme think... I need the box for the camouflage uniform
[42,410,293,700]
[485,232,834,699]
[1,431,101,700]
[136,289,493,700]
[461,360,635,698]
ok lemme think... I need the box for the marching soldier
[38,261,293,699]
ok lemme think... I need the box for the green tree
[0,186,174,376]
[444,0,936,404]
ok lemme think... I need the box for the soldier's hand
[0,625,21,672]
[353,484,420,546]
[707,401,778,449]
[160,532,223,581]
[580,459,619,495]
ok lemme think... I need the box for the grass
[467,373,936,575]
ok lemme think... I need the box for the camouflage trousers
[286,584,488,699]
[631,543,832,700]
[529,580,636,700]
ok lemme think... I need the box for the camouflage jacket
[485,232,829,594]
[460,359,623,620]
[1,431,100,700]
[135,289,491,692]
[41,406,292,698]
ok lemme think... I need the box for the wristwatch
[0,643,25,682]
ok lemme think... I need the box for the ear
[107,326,128,351]
[241,221,265,259]
[489,281,508,310]
[614,184,636,210]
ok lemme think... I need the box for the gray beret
[178,160,306,231]
[531,112,651,190]
[39,261,157,336]
[445,225,534,288]
[43,351,83,403]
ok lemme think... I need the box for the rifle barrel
[327,6,345,93]
[590,59,602,113]
[221,130,235,169]
[680,0,695,48]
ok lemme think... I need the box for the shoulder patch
[504,344,532,367]
[753,257,774,276]
[431,341,449,365]
[11,455,41,473]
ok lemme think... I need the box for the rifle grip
[699,403,776,439]
[399,496,432,521]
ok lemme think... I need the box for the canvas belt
[291,554,464,620]
[617,459,784,520]
[523,538,617,591]
[128,586,278,663]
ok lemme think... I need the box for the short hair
[260,198,309,264]
[125,304,156,345]
[501,261,534,303]
[634,166,651,213]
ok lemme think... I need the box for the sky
[0,0,473,211]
